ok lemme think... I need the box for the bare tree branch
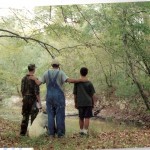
[75,5,100,40]
[10,8,26,36]
[60,6,67,23]
[0,29,59,58]
[49,6,52,20]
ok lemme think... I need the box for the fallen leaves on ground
[0,117,150,150]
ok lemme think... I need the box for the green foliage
[115,75,138,97]
[0,2,150,109]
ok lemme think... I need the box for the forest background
[0,1,150,122]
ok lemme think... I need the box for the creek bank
[96,106,150,128]
[66,105,150,128]
[1,95,150,128]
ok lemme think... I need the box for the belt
[24,94,35,96]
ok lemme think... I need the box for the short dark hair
[52,64,59,68]
[80,67,88,76]
[28,64,36,71]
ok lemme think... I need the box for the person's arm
[61,70,88,83]
[89,82,96,108]
[73,83,78,109]
[29,76,42,85]
[92,94,97,108]
[21,77,26,97]
[34,78,42,85]
[36,94,42,111]
[66,78,88,83]
[21,78,24,97]
[74,94,78,109]
[34,81,42,111]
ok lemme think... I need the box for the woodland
[0,1,150,149]
[0,2,150,111]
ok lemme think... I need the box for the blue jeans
[46,104,65,137]
[46,70,66,137]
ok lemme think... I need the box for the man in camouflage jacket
[20,64,42,136]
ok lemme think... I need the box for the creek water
[0,96,22,122]
[0,96,138,133]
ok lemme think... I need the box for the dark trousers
[20,96,39,135]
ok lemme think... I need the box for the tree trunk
[122,8,150,110]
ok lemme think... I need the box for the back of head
[28,64,36,71]
[51,59,60,68]
[80,67,88,76]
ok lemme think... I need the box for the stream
[0,96,138,133]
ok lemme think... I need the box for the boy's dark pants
[20,95,39,136]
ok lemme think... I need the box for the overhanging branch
[0,29,59,58]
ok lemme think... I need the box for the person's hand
[75,103,78,109]
[39,107,42,112]
[92,105,95,109]
[29,75,36,81]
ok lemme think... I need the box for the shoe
[49,135,55,142]
[20,134,26,136]
[20,131,26,136]
[57,132,65,138]
[49,135,55,138]
[58,135,65,138]
[79,132,89,137]
[79,132,84,135]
